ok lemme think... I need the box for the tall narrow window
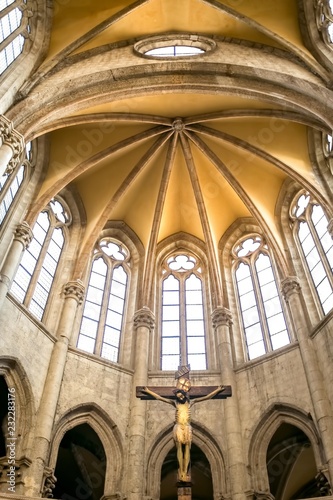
[291,192,333,315]
[77,238,129,363]
[0,141,31,226]
[0,0,29,75]
[233,236,290,360]
[161,253,207,371]
[10,197,70,321]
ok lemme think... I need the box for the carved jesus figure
[143,384,225,482]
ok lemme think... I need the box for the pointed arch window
[291,192,333,314]
[77,238,129,363]
[161,254,207,371]
[322,132,333,174]
[0,0,30,75]
[233,236,290,360]
[0,141,32,226]
[10,197,70,320]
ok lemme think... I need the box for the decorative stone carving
[0,274,11,286]
[63,280,85,304]
[13,221,33,249]
[316,469,332,496]
[0,115,13,141]
[212,307,233,329]
[133,306,155,329]
[0,115,25,175]
[281,276,301,302]
[41,467,57,498]
[5,130,26,175]
[0,456,31,488]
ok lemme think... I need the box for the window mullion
[308,210,333,288]
[179,275,187,367]
[251,255,271,352]
[95,261,112,356]
[24,222,53,308]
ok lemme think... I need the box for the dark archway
[53,423,106,500]
[160,443,213,500]
[0,376,8,457]
[267,423,321,499]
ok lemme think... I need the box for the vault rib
[184,129,290,275]
[186,123,326,205]
[74,130,174,278]
[142,132,179,307]
[28,125,170,221]
[179,132,223,308]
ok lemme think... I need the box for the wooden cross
[136,366,232,500]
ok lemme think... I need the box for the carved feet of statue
[178,470,191,483]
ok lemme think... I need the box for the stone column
[25,280,85,497]
[0,115,25,178]
[212,307,247,500]
[282,277,333,486]
[327,218,333,238]
[126,307,155,500]
[0,221,33,312]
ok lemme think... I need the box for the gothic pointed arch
[146,421,227,499]
[248,403,324,495]
[0,356,35,458]
[48,403,124,497]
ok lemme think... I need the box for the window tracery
[316,0,333,44]
[10,196,70,320]
[161,253,207,371]
[0,141,31,226]
[290,191,333,315]
[77,238,129,363]
[232,235,290,360]
[322,132,333,174]
[0,0,31,75]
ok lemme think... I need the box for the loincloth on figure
[173,423,192,445]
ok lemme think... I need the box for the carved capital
[63,280,85,304]
[0,115,13,140]
[0,455,31,486]
[212,307,233,329]
[281,276,301,301]
[13,221,33,248]
[133,306,155,330]
[4,129,25,175]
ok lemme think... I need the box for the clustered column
[212,307,248,500]
[282,276,333,486]
[126,307,155,500]
[0,221,33,312]
[0,115,25,178]
[25,280,85,497]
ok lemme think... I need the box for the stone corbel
[0,455,32,487]
[316,469,332,496]
[41,466,57,498]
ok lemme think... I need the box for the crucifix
[136,366,232,499]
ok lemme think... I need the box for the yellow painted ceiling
[32,0,319,257]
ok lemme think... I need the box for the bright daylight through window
[233,236,290,360]
[161,253,207,371]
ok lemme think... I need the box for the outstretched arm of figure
[142,387,175,406]
[192,385,226,405]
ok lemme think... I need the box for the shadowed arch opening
[0,376,8,457]
[53,423,106,500]
[161,443,213,500]
[267,423,320,500]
